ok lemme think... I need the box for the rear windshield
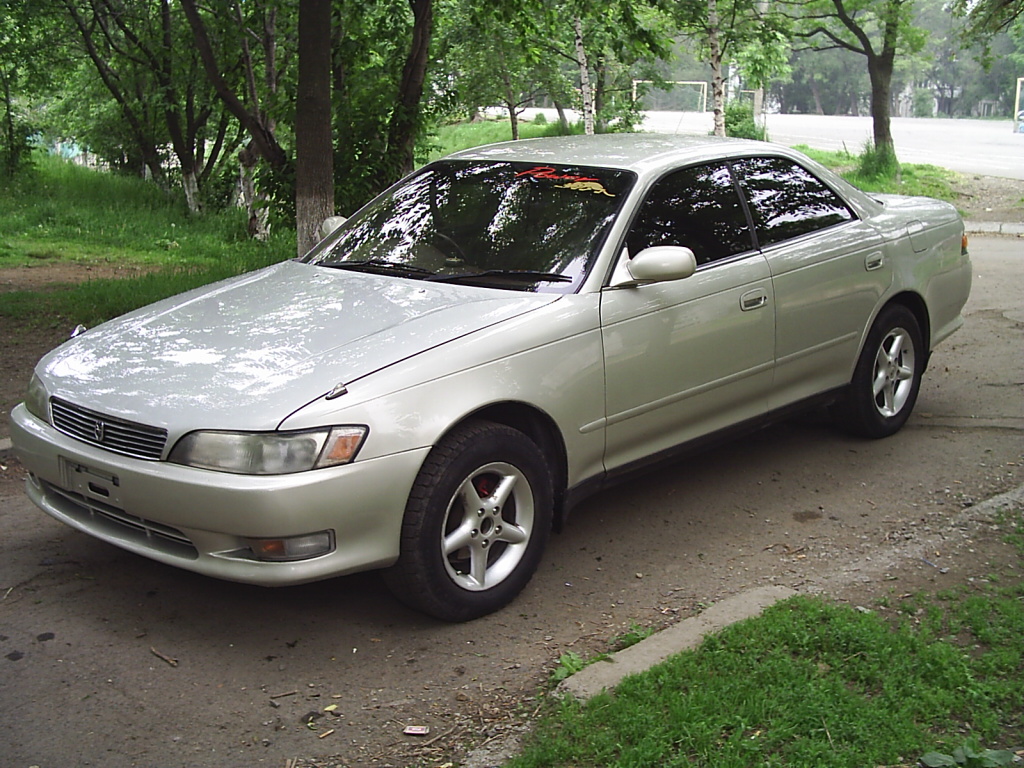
[305,160,635,293]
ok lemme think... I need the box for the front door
[600,160,776,473]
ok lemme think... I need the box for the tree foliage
[952,0,1024,39]
[788,0,927,154]
[0,1,68,177]
[673,0,791,136]
[1,0,1019,245]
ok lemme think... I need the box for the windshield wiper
[321,259,436,278]
[427,269,572,285]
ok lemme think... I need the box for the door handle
[865,251,885,271]
[740,288,768,311]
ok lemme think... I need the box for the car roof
[446,133,785,174]
[446,133,881,216]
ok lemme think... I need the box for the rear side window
[626,161,754,266]
[733,157,854,247]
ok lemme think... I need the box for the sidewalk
[965,220,1024,236]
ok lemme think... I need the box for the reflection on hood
[39,261,555,431]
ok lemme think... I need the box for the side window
[626,162,754,266]
[733,157,854,247]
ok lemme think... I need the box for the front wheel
[383,420,553,622]
[833,304,924,439]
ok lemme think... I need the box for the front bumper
[11,403,428,586]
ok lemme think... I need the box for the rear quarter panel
[875,196,971,350]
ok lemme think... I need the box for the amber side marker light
[962,234,969,255]
[245,531,334,561]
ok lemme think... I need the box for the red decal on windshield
[515,166,600,183]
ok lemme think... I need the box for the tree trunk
[499,48,520,141]
[181,0,288,170]
[810,79,825,115]
[867,51,895,151]
[553,101,571,134]
[574,18,594,135]
[238,144,270,241]
[295,0,334,256]
[384,0,433,180]
[182,171,202,214]
[708,0,726,137]
[507,103,520,140]
[594,56,607,133]
[0,66,17,177]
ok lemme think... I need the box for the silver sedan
[11,134,972,621]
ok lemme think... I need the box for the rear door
[731,157,891,409]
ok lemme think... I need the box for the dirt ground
[0,178,1021,768]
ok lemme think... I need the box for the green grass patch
[0,153,276,269]
[0,248,287,329]
[424,115,581,162]
[512,518,1024,768]
[794,144,960,203]
[0,153,293,327]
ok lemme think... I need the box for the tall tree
[790,0,926,155]
[56,0,233,211]
[674,0,789,137]
[180,0,288,237]
[385,0,433,178]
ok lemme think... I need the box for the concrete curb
[965,221,1024,236]
[557,585,797,700]
[0,437,12,458]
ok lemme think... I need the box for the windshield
[304,160,635,293]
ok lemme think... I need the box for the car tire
[382,420,553,622]
[833,304,924,439]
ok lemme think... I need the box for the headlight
[24,374,50,423]
[168,426,367,475]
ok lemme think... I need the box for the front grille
[42,479,198,560]
[50,398,168,460]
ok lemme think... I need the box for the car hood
[37,261,557,432]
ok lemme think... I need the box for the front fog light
[245,531,335,562]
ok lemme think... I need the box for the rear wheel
[383,420,553,622]
[833,304,924,439]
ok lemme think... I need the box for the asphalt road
[519,108,1024,181]
[1,237,1021,767]
[643,111,1024,180]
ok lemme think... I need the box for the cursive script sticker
[515,166,616,197]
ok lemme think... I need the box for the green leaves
[921,744,1018,768]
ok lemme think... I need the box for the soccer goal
[1015,77,1023,133]
[632,80,708,113]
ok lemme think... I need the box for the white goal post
[632,80,708,113]
[1015,77,1023,133]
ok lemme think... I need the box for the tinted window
[627,162,754,265]
[733,157,854,246]
[306,161,634,293]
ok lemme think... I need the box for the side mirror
[319,215,348,240]
[610,246,697,288]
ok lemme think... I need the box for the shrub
[723,100,766,141]
[857,141,901,180]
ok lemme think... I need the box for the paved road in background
[641,111,1024,180]
[521,108,1024,181]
